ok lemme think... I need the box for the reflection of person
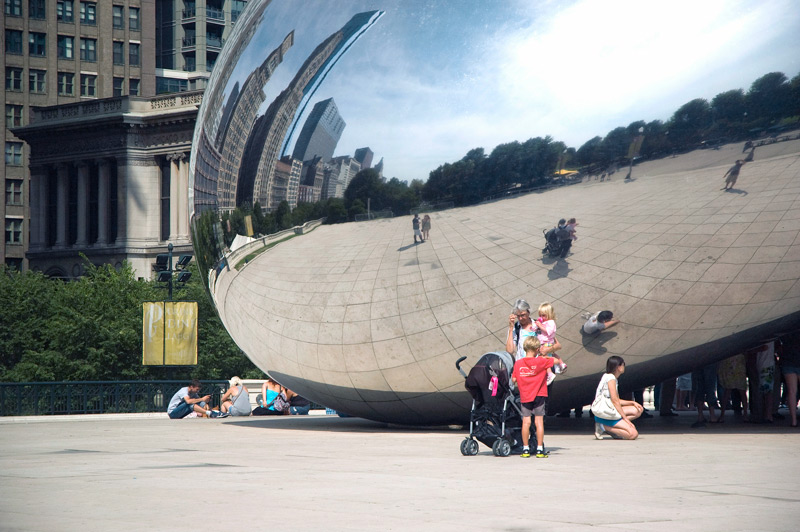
[717,355,748,423]
[412,214,424,244]
[780,330,800,427]
[593,356,642,440]
[421,214,431,241]
[582,310,619,334]
[691,363,719,428]
[512,336,563,458]
[506,299,561,362]
[722,160,745,190]
[220,376,251,417]
[167,379,225,419]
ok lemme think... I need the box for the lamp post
[155,243,193,301]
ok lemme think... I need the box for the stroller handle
[455,356,468,379]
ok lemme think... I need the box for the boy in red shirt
[512,336,564,458]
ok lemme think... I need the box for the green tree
[747,72,791,123]
[667,98,712,150]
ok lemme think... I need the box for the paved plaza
[1,412,798,531]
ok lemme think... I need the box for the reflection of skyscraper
[354,147,374,169]
[374,157,384,178]
[322,156,361,199]
[291,99,346,163]
[239,11,383,211]
[216,32,294,211]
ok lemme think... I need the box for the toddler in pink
[534,302,567,384]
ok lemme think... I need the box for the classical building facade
[12,91,201,279]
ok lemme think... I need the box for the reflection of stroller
[456,352,524,457]
[542,226,569,258]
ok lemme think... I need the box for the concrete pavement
[1,412,798,531]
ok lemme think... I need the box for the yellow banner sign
[142,301,198,365]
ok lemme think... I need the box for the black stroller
[456,351,524,457]
[542,226,569,258]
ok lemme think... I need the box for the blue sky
[220,0,800,181]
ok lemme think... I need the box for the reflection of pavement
[214,137,800,424]
[0,415,797,530]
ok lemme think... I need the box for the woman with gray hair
[220,376,252,416]
[506,299,561,361]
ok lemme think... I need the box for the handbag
[591,393,621,420]
[268,391,290,413]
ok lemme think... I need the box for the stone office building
[12,91,201,279]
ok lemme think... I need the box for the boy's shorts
[521,396,547,417]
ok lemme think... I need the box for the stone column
[28,166,46,250]
[168,153,181,242]
[97,159,110,245]
[178,152,189,240]
[115,157,127,244]
[55,164,69,248]
[75,162,89,247]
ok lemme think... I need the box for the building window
[129,43,140,66]
[5,142,24,166]
[80,74,96,97]
[5,30,23,55]
[5,219,23,245]
[156,77,188,94]
[58,35,74,59]
[5,257,23,271]
[5,67,23,91]
[112,5,124,28]
[113,77,124,97]
[29,0,45,19]
[129,7,140,30]
[6,179,23,205]
[28,32,47,57]
[29,69,46,93]
[129,78,140,96]
[4,0,22,16]
[79,1,96,25]
[113,41,124,65]
[80,38,97,62]
[57,0,74,22]
[6,104,24,128]
[57,72,74,95]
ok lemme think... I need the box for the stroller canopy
[464,351,515,404]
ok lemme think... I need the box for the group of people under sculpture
[505,298,640,455]
[166,376,310,419]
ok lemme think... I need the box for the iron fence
[0,380,228,416]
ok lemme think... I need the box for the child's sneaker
[535,448,549,458]
[520,448,531,458]
[546,369,556,385]
[559,362,567,374]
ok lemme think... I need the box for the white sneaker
[546,371,556,385]
[594,422,605,440]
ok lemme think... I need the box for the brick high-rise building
[2,0,157,270]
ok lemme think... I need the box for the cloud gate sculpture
[190,0,800,424]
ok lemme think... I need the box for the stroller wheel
[461,438,479,456]
[492,438,511,457]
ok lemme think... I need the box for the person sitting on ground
[167,379,226,419]
[285,389,312,415]
[582,310,620,335]
[220,376,252,417]
[252,377,289,416]
[593,356,643,440]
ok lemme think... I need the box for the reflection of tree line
[420,71,800,207]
